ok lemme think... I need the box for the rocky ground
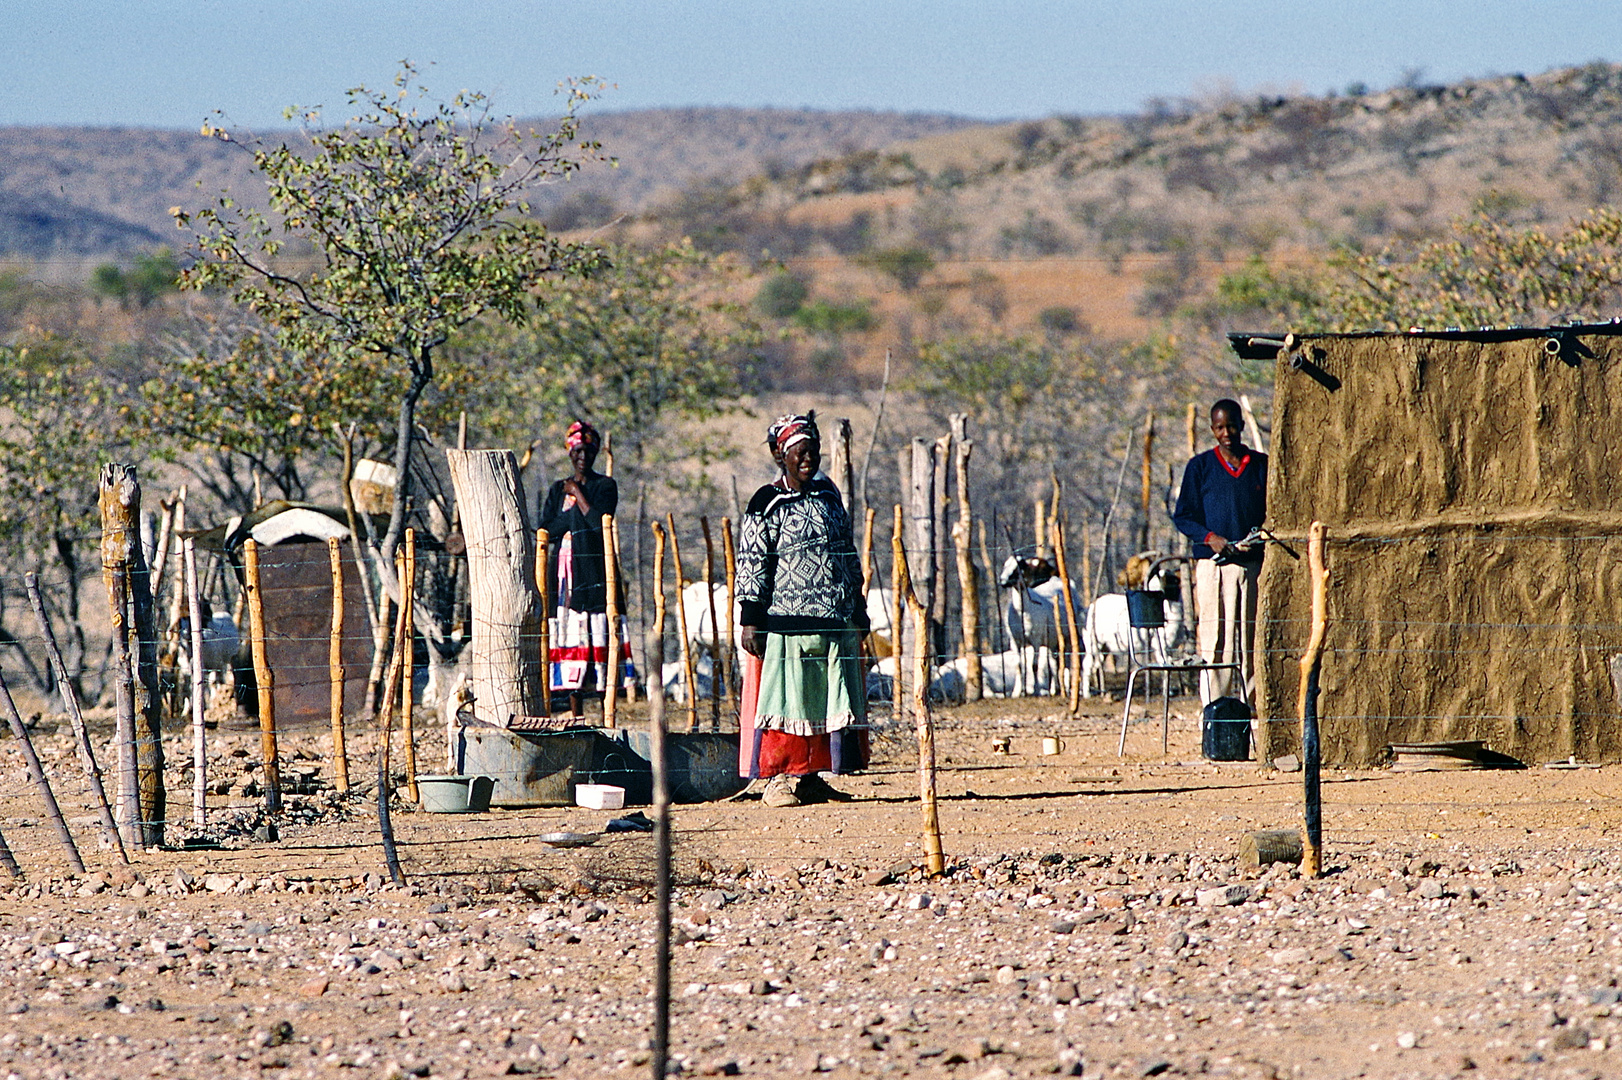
[2,698,1622,1080]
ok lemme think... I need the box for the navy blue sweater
[1172,448,1268,562]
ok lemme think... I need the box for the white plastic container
[574,783,626,810]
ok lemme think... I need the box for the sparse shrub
[794,299,876,335]
[999,211,1070,256]
[857,245,935,291]
[1038,306,1084,337]
[754,271,809,319]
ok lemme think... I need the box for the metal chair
[1115,555,1243,756]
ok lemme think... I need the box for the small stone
[750,978,773,996]
[1273,754,1301,773]
[699,889,728,909]
[1395,1031,1417,1050]
[1164,931,1189,951]
[254,823,279,843]
[1196,883,1252,907]
[994,965,1020,985]
[438,972,468,993]
[1095,890,1126,909]
[861,869,893,887]
[1552,1025,1591,1050]
[1269,947,1313,966]
[906,893,932,910]
[203,874,237,893]
[1100,918,1132,937]
[300,978,330,999]
[1417,879,1446,900]
[1139,1060,1172,1077]
[973,1068,1013,1080]
[171,868,196,892]
[127,883,150,898]
[1048,919,1077,935]
[1052,981,1080,1004]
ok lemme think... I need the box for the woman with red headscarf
[735,413,869,806]
[539,420,625,719]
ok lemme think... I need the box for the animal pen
[1237,323,1622,767]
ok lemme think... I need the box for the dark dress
[538,472,621,698]
[538,472,618,613]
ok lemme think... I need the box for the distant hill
[0,108,985,263]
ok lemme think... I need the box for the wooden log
[892,517,944,876]
[860,507,876,594]
[646,520,672,1080]
[1053,519,1084,717]
[25,573,126,862]
[161,490,189,718]
[326,537,349,795]
[700,516,721,730]
[185,538,209,823]
[666,515,699,732]
[722,517,738,700]
[1139,413,1155,552]
[830,418,855,515]
[1240,828,1304,868]
[373,553,410,887]
[1034,497,1047,561]
[98,465,142,848]
[604,513,621,728]
[536,529,552,716]
[401,528,419,802]
[950,417,982,703]
[445,449,544,727]
[0,663,82,874]
[243,539,282,815]
[150,492,177,612]
[906,439,935,629]
[930,433,951,655]
[1297,521,1330,878]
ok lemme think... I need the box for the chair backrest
[1125,589,1165,629]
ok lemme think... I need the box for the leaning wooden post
[243,539,282,815]
[722,517,739,700]
[604,514,622,728]
[666,514,699,732]
[373,558,410,886]
[537,529,553,715]
[185,539,209,824]
[326,537,349,794]
[700,516,722,729]
[98,466,142,848]
[0,664,82,874]
[860,507,876,594]
[401,528,419,802]
[1297,521,1330,878]
[893,519,945,876]
[950,417,983,702]
[25,573,126,862]
[646,521,672,1080]
[1053,519,1085,716]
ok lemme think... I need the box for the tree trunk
[906,439,935,662]
[830,418,855,516]
[445,449,543,727]
[100,464,162,848]
[930,433,951,662]
[950,415,982,702]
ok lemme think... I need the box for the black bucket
[1202,696,1252,761]
[1125,589,1165,628]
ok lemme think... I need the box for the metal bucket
[617,730,748,803]
[415,774,495,813]
[457,727,599,807]
[1125,589,1165,629]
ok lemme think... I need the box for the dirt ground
[3,693,1622,1080]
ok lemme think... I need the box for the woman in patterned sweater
[735,413,869,806]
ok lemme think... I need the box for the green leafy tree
[89,248,182,309]
[482,242,760,494]
[175,63,605,565]
[857,245,935,292]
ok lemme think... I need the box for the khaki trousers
[1194,559,1260,706]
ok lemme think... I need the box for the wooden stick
[613,514,636,704]
[604,514,621,728]
[185,539,209,824]
[1140,412,1155,552]
[243,539,282,815]
[0,663,82,874]
[401,528,419,802]
[1053,519,1084,717]
[667,514,699,732]
[890,505,906,721]
[372,555,409,887]
[326,537,349,794]
[1298,521,1330,878]
[892,515,944,876]
[700,516,721,730]
[1034,497,1047,561]
[722,517,738,701]
[25,573,126,863]
[536,529,553,715]
[647,520,672,1080]
[860,507,876,594]
[98,467,142,848]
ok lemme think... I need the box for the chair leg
[1162,673,1172,754]
[1117,667,1142,756]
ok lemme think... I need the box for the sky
[3,1,1621,129]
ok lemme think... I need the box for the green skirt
[755,629,866,738]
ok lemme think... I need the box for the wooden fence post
[667,514,699,732]
[931,433,951,660]
[26,573,126,862]
[722,517,738,700]
[604,514,621,728]
[243,539,282,815]
[892,517,944,877]
[647,521,672,1080]
[0,664,82,873]
[186,538,210,823]
[1053,519,1084,716]
[1139,413,1156,552]
[537,529,552,716]
[401,528,419,802]
[889,505,906,722]
[950,416,982,703]
[99,465,142,848]
[326,537,349,794]
[373,553,410,886]
[1298,521,1330,878]
[700,516,721,730]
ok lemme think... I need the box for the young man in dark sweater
[1172,399,1268,706]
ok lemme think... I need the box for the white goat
[998,555,1077,697]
